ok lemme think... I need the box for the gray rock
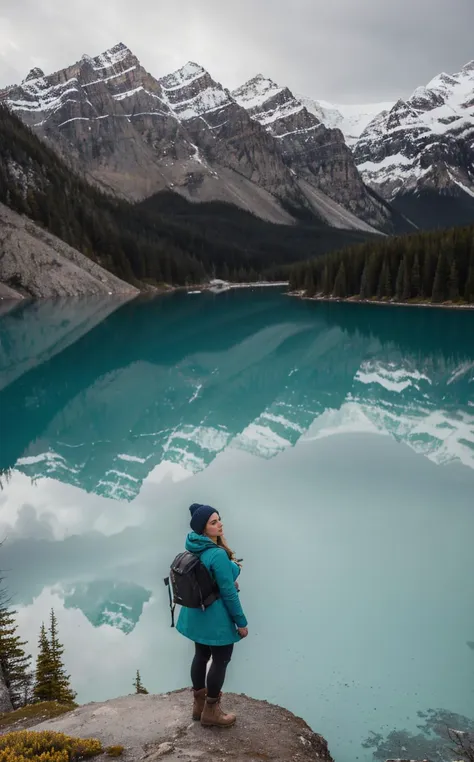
[0,203,139,298]
[29,690,333,762]
[0,281,23,300]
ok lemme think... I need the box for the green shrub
[0,730,102,762]
[105,746,124,757]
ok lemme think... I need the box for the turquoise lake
[0,290,473,762]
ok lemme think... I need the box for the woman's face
[204,512,223,538]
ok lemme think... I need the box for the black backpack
[164,551,220,627]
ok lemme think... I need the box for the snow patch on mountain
[91,43,133,70]
[159,61,206,92]
[298,96,395,145]
[232,75,307,132]
[354,58,474,200]
[167,86,231,121]
[158,62,232,122]
[233,75,283,110]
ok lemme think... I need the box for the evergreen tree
[321,265,330,295]
[33,623,54,703]
[0,586,32,709]
[422,248,436,297]
[304,266,315,296]
[289,222,473,305]
[333,262,347,298]
[376,258,392,299]
[448,259,460,302]
[465,256,474,303]
[49,610,76,704]
[395,257,405,300]
[411,252,421,298]
[133,670,149,695]
[360,253,379,299]
[402,257,412,301]
[359,259,371,299]
[432,250,448,303]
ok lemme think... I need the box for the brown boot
[200,694,236,727]
[192,688,207,721]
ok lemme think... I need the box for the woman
[176,502,248,728]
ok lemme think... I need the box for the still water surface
[0,291,473,762]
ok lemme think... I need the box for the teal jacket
[176,532,248,646]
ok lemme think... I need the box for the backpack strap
[163,577,176,628]
[202,590,219,608]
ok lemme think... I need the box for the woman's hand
[234,581,240,591]
[237,626,248,639]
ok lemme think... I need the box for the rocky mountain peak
[158,61,232,122]
[232,75,282,110]
[4,44,403,233]
[233,73,395,232]
[352,57,474,226]
[79,42,139,78]
[24,67,45,82]
[159,61,207,91]
[233,75,309,130]
[409,86,445,110]
[91,42,136,68]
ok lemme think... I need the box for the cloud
[0,471,148,542]
[1,0,473,102]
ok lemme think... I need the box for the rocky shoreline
[0,203,139,300]
[289,291,474,311]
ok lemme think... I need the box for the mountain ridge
[350,58,474,228]
[1,42,404,233]
[232,74,396,231]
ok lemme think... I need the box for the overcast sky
[0,0,473,103]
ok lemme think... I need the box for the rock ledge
[30,689,333,762]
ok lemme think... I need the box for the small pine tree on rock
[33,623,54,703]
[0,586,32,709]
[133,670,148,695]
[33,612,76,705]
[49,610,76,704]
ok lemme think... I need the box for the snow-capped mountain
[352,59,474,228]
[298,97,395,146]
[1,43,403,233]
[232,75,394,231]
[0,45,299,224]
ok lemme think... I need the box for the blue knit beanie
[189,503,218,535]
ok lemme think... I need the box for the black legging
[191,642,234,699]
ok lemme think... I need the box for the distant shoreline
[184,280,289,294]
[288,292,474,312]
